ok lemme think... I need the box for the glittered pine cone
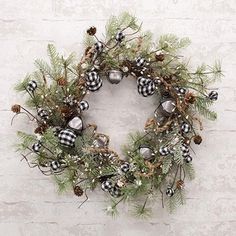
[176,180,184,190]
[11,104,21,113]
[155,53,165,62]
[34,124,48,134]
[57,77,67,86]
[74,186,84,197]
[60,106,74,118]
[87,26,97,36]
[84,46,93,57]
[185,92,196,104]
[121,60,132,73]
[162,75,172,82]
[193,135,202,145]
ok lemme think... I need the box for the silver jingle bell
[107,70,123,84]
[68,116,83,132]
[161,99,176,115]
[139,146,154,160]
[93,134,109,148]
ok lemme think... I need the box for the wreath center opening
[86,77,157,156]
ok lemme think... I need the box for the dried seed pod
[11,104,21,113]
[74,186,84,197]
[193,135,202,145]
[87,26,97,36]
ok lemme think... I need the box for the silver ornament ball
[139,146,154,160]
[107,70,123,84]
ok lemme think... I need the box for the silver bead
[107,70,123,84]
[68,116,83,132]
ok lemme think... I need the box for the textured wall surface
[0,0,236,235]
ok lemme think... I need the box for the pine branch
[159,34,191,53]
[194,97,217,120]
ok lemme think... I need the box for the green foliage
[166,189,186,213]
[41,128,59,147]
[132,202,152,218]
[17,131,37,151]
[106,12,139,39]
[162,156,173,174]
[159,34,191,52]
[54,171,74,193]
[194,96,217,120]
[14,75,31,92]
[83,34,96,48]
[172,145,184,165]
[183,163,195,180]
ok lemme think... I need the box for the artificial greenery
[12,12,222,218]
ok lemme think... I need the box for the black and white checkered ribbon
[115,31,125,43]
[58,129,77,147]
[166,187,174,197]
[101,180,113,192]
[50,161,61,171]
[37,108,49,120]
[79,100,89,111]
[137,77,155,97]
[27,80,37,92]
[136,57,146,67]
[208,91,218,101]
[109,184,122,198]
[32,141,41,152]
[181,143,189,157]
[120,162,130,173]
[86,71,102,92]
[181,122,191,133]
[94,42,104,53]
[159,146,170,156]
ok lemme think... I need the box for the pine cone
[87,26,97,36]
[11,104,21,113]
[185,92,196,104]
[60,106,73,118]
[74,186,83,197]
[155,53,165,61]
[193,135,202,145]
[57,77,67,86]
[85,46,93,56]
[121,60,132,72]
[162,75,172,82]
[176,180,184,190]
[34,124,48,134]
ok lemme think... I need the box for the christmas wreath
[12,12,222,217]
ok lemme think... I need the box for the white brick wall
[0,0,236,235]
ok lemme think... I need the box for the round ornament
[27,80,37,92]
[139,146,154,160]
[166,187,175,197]
[107,70,123,84]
